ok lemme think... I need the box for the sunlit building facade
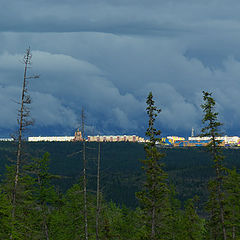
[87,135,145,142]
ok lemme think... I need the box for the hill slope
[0,142,240,208]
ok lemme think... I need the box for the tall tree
[10,48,39,239]
[201,91,227,240]
[82,108,88,240]
[96,142,101,240]
[136,92,169,240]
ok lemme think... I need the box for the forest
[1,141,240,210]
[0,49,240,240]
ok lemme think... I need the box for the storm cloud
[1,0,240,137]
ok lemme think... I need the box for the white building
[28,136,74,142]
[0,138,14,141]
[188,136,240,145]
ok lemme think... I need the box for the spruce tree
[201,91,227,240]
[136,92,169,240]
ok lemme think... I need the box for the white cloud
[31,91,77,127]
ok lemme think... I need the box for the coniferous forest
[0,49,240,239]
[1,142,240,239]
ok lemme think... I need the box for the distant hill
[0,141,240,209]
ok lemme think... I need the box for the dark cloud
[1,1,240,137]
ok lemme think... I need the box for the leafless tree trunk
[10,48,38,239]
[82,108,88,240]
[12,49,30,218]
[96,142,101,240]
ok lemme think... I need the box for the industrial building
[161,135,240,147]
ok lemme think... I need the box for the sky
[1,0,240,138]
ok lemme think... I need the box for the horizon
[1,1,240,138]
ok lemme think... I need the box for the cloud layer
[1,0,240,137]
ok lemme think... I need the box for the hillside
[0,141,240,209]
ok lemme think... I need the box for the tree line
[0,49,240,239]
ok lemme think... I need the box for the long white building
[0,138,14,141]
[188,136,240,145]
[28,136,75,142]
[28,133,145,143]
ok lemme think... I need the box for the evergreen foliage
[0,191,11,238]
[223,168,240,239]
[182,197,205,240]
[136,92,171,239]
[201,91,240,239]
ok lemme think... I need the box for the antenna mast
[191,127,195,137]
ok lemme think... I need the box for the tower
[74,128,83,141]
[191,127,195,137]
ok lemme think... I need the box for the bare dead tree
[82,108,88,240]
[96,141,101,240]
[10,47,39,239]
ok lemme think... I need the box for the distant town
[1,129,240,147]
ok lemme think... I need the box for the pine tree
[136,92,169,240]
